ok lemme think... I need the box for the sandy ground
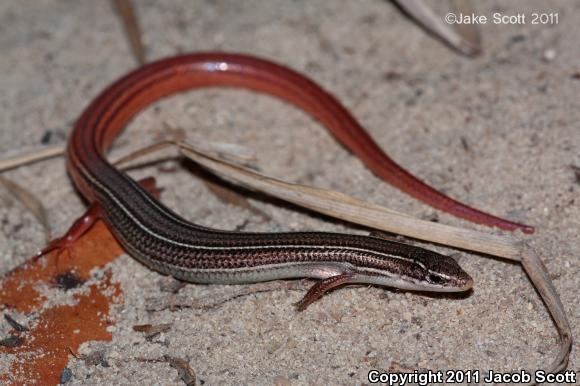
[0,1,578,385]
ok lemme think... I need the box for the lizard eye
[427,274,444,285]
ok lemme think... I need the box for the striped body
[67,53,473,295]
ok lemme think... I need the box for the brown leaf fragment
[111,0,146,64]
[133,323,172,340]
[132,324,152,332]
[164,355,196,386]
[0,221,123,313]
[0,271,121,384]
[0,221,124,385]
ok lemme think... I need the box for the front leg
[36,176,161,260]
[295,273,354,311]
[36,202,102,260]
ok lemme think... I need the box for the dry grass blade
[0,175,51,241]
[112,139,255,168]
[0,145,64,173]
[449,0,481,51]
[181,142,513,257]
[113,140,267,219]
[111,0,146,64]
[177,141,571,378]
[393,0,480,56]
[158,122,258,164]
[113,141,175,167]
[0,145,66,240]
[519,245,572,372]
[186,136,257,165]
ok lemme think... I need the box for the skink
[45,53,520,307]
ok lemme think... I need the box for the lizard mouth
[458,275,474,291]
